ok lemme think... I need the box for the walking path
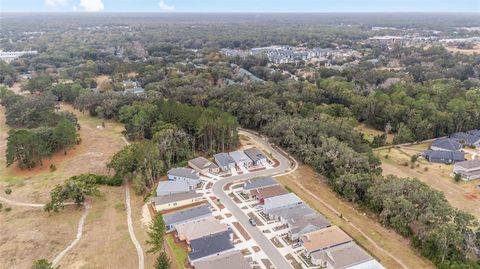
[121,136,145,269]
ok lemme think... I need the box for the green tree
[52,118,78,153]
[31,259,58,269]
[146,213,166,254]
[6,129,49,169]
[154,252,171,269]
[393,123,415,144]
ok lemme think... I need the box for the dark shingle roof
[188,230,234,261]
[214,153,235,167]
[423,150,465,163]
[163,205,211,227]
[244,147,267,162]
[431,138,462,151]
[450,132,480,145]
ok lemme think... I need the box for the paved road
[212,130,294,269]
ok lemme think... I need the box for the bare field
[375,145,480,219]
[276,165,436,269]
[444,43,480,55]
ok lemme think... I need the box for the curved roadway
[212,130,294,269]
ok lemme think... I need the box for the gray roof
[455,160,480,170]
[229,150,252,164]
[244,147,267,162]
[468,129,480,137]
[288,213,331,236]
[168,167,200,180]
[269,204,315,220]
[156,180,191,197]
[194,251,251,269]
[423,150,465,163]
[189,157,219,170]
[152,191,202,205]
[311,242,374,269]
[188,230,234,262]
[214,153,235,167]
[450,132,480,145]
[244,177,278,190]
[264,193,303,212]
[431,138,462,151]
[163,205,212,227]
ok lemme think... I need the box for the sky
[1,0,479,13]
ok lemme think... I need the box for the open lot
[375,143,480,219]
[444,43,480,55]
[276,165,436,269]
[355,123,394,144]
[0,102,155,267]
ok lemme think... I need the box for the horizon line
[1,11,480,14]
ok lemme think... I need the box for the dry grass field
[355,123,394,144]
[0,102,155,268]
[375,143,480,219]
[444,43,480,55]
[276,165,436,269]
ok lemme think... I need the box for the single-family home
[264,193,303,215]
[188,230,235,265]
[468,129,480,137]
[453,160,480,181]
[287,213,331,241]
[152,191,204,211]
[156,180,192,197]
[229,150,253,168]
[214,153,236,172]
[193,251,251,269]
[450,132,480,148]
[244,147,268,166]
[311,242,385,269]
[422,150,465,164]
[175,217,230,244]
[163,204,212,231]
[250,185,288,204]
[430,138,462,151]
[300,226,352,255]
[243,177,278,191]
[188,157,220,175]
[167,167,201,187]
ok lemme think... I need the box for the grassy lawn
[375,146,480,219]
[355,123,394,144]
[166,233,187,269]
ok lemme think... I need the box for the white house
[229,150,253,168]
[453,160,480,181]
[167,167,201,187]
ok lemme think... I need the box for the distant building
[311,242,385,269]
[430,138,462,151]
[188,157,220,175]
[124,86,145,97]
[152,191,204,211]
[450,132,480,148]
[194,251,251,269]
[422,150,465,164]
[453,160,480,181]
[0,51,38,63]
[214,153,236,172]
[229,150,253,168]
[243,147,268,166]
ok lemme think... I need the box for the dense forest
[1,13,479,268]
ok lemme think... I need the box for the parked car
[249,218,257,226]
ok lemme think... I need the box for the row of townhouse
[162,204,252,269]
[243,177,385,269]
[422,129,480,164]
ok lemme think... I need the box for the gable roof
[455,160,480,170]
[288,213,331,236]
[229,150,252,164]
[244,177,278,190]
[214,153,235,167]
[167,167,200,180]
[188,230,234,262]
[163,205,212,227]
[250,185,288,200]
[311,242,375,269]
[156,180,191,196]
[300,226,352,253]
[176,217,230,242]
[189,157,219,170]
[269,204,316,220]
[264,193,303,212]
[152,191,202,205]
[468,129,480,137]
[194,251,251,269]
[451,132,480,145]
[244,147,267,162]
[423,150,465,162]
[431,138,462,151]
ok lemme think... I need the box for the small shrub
[453,173,462,182]
[410,165,415,169]
[384,154,389,159]
[416,164,420,168]
[5,188,12,195]
[5,207,12,212]
[411,155,418,163]
[49,164,57,172]
[403,162,409,167]
[424,167,429,172]
[0,203,3,211]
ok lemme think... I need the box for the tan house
[175,217,230,243]
[152,191,204,211]
[300,226,352,254]
[250,185,288,204]
[189,157,220,175]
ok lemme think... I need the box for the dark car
[249,218,257,226]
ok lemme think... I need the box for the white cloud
[79,0,104,12]
[159,0,174,12]
[45,0,68,7]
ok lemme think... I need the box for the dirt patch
[285,253,302,269]
[261,259,274,269]
[270,237,283,248]
[232,222,251,241]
